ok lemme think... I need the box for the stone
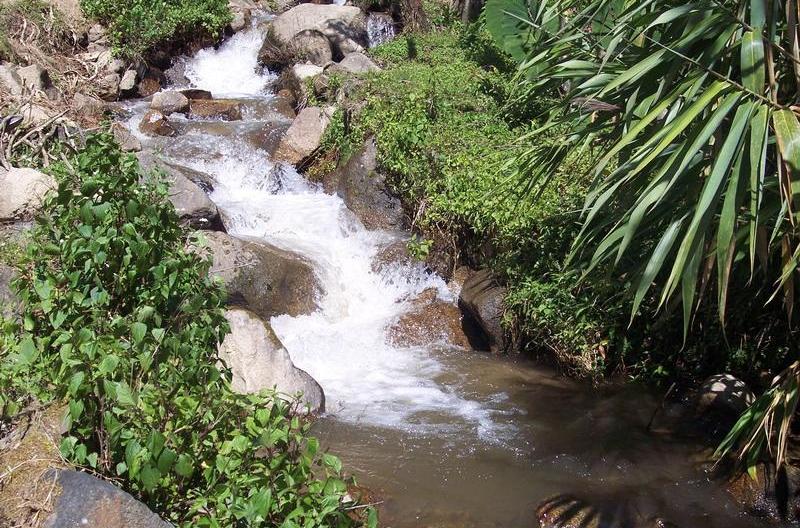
[88,23,107,43]
[0,167,56,222]
[138,76,162,98]
[696,373,755,435]
[138,109,176,137]
[188,98,243,120]
[329,51,380,74]
[288,29,333,66]
[230,10,249,32]
[16,64,51,91]
[261,4,367,65]
[372,239,414,273]
[72,92,105,117]
[274,106,332,165]
[277,63,324,103]
[44,470,170,528]
[96,72,121,100]
[111,122,142,152]
[190,231,321,318]
[151,90,190,115]
[0,63,23,96]
[181,88,213,100]
[323,137,404,230]
[458,268,507,353]
[19,103,53,127]
[137,154,222,230]
[119,69,137,92]
[389,288,476,349]
[0,264,19,319]
[219,308,325,413]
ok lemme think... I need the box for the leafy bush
[0,134,369,527]
[80,0,231,58]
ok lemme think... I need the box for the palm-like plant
[484,0,800,472]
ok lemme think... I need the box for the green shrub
[80,0,231,59]
[0,134,369,527]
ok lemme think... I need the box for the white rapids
[128,20,510,439]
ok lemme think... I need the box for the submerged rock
[0,167,56,222]
[324,137,404,230]
[188,98,243,121]
[218,307,325,413]
[458,269,507,353]
[191,231,320,318]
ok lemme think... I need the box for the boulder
[277,63,324,103]
[324,138,404,230]
[181,88,213,100]
[696,373,754,435]
[261,4,367,64]
[328,51,380,74]
[0,167,56,222]
[191,231,320,318]
[137,154,222,230]
[151,90,190,115]
[274,106,333,165]
[139,109,176,137]
[389,288,476,349]
[138,76,162,98]
[96,72,121,100]
[119,69,138,92]
[72,92,105,118]
[111,122,142,152]
[16,64,51,91]
[458,268,507,353]
[218,308,325,413]
[44,470,170,528]
[188,98,243,121]
[288,30,333,66]
[0,63,23,96]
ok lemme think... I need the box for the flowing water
[121,20,781,528]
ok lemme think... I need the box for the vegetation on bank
[79,0,231,59]
[0,134,371,527]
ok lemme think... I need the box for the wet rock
[190,231,321,318]
[0,63,23,96]
[138,109,176,137]
[288,29,333,66]
[0,167,56,222]
[328,51,380,74]
[111,122,141,152]
[137,154,221,230]
[188,98,243,121]
[696,374,754,434]
[181,88,213,100]
[151,90,190,115]
[274,105,332,165]
[372,239,414,273]
[324,137,404,230]
[389,288,476,349]
[245,122,291,155]
[726,462,800,522]
[261,4,368,64]
[458,268,507,353]
[16,64,50,91]
[44,470,170,528]
[219,307,325,413]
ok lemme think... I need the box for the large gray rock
[329,52,380,75]
[260,4,367,65]
[324,138,404,230]
[276,63,324,104]
[192,231,320,318]
[137,154,222,230]
[44,470,170,528]
[288,30,333,66]
[150,90,189,115]
[16,64,50,91]
[0,167,56,222]
[274,106,333,165]
[218,308,325,413]
[458,269,507,353]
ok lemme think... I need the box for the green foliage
[406,235,433,261]
[0,134,367,527]
[80,0,231,59]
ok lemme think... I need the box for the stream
[120,19,777,528]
